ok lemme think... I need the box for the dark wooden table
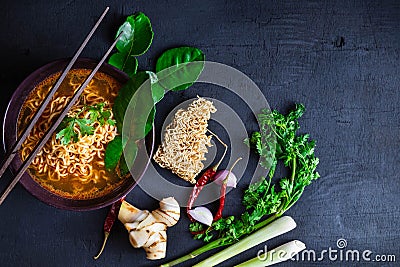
[0,1,398,266]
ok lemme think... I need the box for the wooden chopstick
[0,7,110,180]
[0,31,124,205]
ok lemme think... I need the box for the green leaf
[146,71,165,104]
[104,135,136,177]
[121,138,138,176]
[106,119,115,126]
[56,126,75,145]
[101,110,111,118]
[109,53,138,77]
[113,72,165,137]
[119,155,130,177]
[115,12,154,56]
[55,103,113,145]
[56,116,73,132]
[155,46,205,91]
[113,72,152,134]
[76,118,95,136]
[86,103,115,127]
[111,72,161,173]
[104,135,124,171]
[189,222,204,232]
[146,73,165,136]
[145,107,156,137]
[109,12,153,77]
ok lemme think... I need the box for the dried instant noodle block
[153,97,216,184]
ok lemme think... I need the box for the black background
[0,1,399,266]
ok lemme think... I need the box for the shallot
[213,170,237,188]
[187,207,213,226]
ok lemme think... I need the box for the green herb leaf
[56,124,76,145]
[56,116,74,133]
[106,119,115,126]
[55,103,113,145]
[109,72,162,173]
[118,155,130,177]
[109,12,153,77]
[120,139,138,177]
[146,71,165,104]
[155,46,205,91]
[189,222,204,233]
[75,118,95,136]
[109,53,138,77]
[86,103,115,127]
[113,71,166,136]
[115,12,153,56]
[145,107,156,136]
[104,135,124,171]
[113,72,153,135]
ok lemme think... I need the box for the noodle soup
[18,69,124,199]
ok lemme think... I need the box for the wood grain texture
[0,0,399,266]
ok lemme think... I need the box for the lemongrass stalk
[161,197,284,267]
[160,214,280,267]
[192,216,296,267]
[235,240,306,267]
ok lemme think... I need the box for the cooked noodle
[18,69,122,199]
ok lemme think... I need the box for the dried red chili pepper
[186,130,227,223]
[213,182,228,221]
[187,168,216,222]
[213,157,242,221]
[93,198,123,260]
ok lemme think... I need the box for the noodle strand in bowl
[18,69,122,199]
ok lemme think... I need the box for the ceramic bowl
[2,58,153,211]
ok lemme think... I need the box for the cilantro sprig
[86,103,116,126]
[188,104,320,245]
[55,102,115,145]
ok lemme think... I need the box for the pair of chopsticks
[0,7,121,205]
